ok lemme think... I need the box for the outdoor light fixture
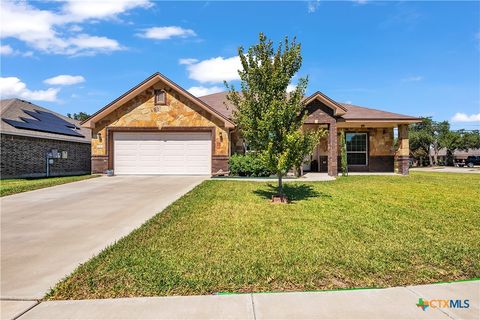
[97,132,102,142]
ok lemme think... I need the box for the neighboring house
[82,72,419,177]
[430,148,480,163]
[1,99,91,179]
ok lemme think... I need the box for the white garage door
[113,132,211,175]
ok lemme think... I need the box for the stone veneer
[339,128,395,172]
[90,81,230,174]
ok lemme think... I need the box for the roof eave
[341,118,421,123]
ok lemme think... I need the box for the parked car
[465,156,480,167]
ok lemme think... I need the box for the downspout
[46,153,50,177]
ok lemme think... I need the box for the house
[1,98,91,179]
[82,72,420,176]
[429,148,480,164]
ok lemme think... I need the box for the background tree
[409,117,434,166]
[67,112,91,122]
[459,130,480,150]
[438,128,461,165]
[432,121,449,165]
[226,33,324,199]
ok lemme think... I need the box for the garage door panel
[114,132,211,175]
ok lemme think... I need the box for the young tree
[226,33,324,199]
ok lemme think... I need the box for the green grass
[0,175,98,197]
[47,172,480,300]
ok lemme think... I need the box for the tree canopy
[226,33,324,197]
[67,112,91,122]
[409,117,480,165]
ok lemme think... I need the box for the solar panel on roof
[2,109,85,137]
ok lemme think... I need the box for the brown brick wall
[92,155,108,174]
[1,134,91,179]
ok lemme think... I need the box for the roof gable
[302,91,348,116]
[82,72,235,129]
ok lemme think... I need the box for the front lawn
[48,172,480,299]
[0,175,98,197]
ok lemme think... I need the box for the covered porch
[302,122,411,176]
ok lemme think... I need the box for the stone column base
[396,156,410,175]
[212,156,229,175]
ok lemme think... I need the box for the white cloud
[185,56,242,83]
[138,26,196,40]
[0,0,149,56]
[179,58,199,65]
[352,0,368,4]
[44,75,85,86]
[307,1,320,13]
[402,75,423,82]
[187,86,223,97]
[0,77,59,102]
[451,112,480,122]
[287,84,296,92]
[68,34,122,54]
[1,45,34,57]
[61,0,151,22]
[0,45,14,55]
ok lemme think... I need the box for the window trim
[345,132,368,166]
[154,89,167,105]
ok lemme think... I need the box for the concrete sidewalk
[411,167,480,174]
[6,281,478,320]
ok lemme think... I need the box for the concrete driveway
[1,176,206,303]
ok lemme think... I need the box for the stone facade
[90,81,230,174]
[395,124,410,175]
[303,99,397,175]
[338,127,395,172]
[1,133,91,179]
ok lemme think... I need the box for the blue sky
[1,0,479,129]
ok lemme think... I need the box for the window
[345,133,368,165]
[154,89,166,105]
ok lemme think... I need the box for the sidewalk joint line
[250,293,257,320]
[404,286,455,320]
[12,300,41,320]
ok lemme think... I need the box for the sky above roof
[1,0,479,130]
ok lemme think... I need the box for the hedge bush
[229,153,273,177]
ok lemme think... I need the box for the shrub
[229,153,273,177]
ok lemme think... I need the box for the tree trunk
[278,173,283,195]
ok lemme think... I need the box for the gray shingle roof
[0,98,90,143]
[198,91,419,121]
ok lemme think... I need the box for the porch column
[327,122,338,176]
[397,124,410,175]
